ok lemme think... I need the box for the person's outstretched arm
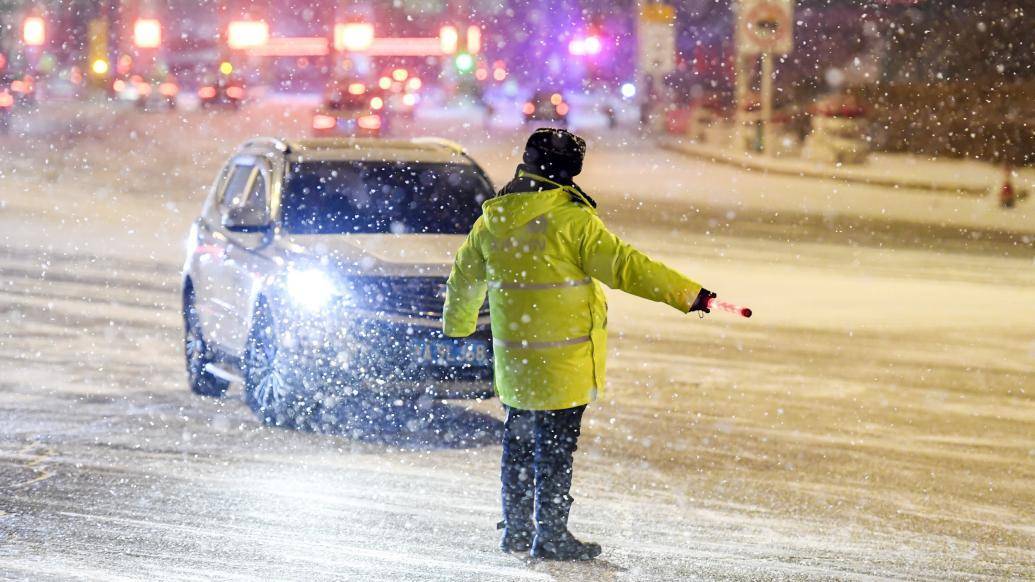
[576,212,707,313]
[443,221,488,337]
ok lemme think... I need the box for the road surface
[1,101,1033,580]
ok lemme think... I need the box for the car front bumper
[276,305,494,400]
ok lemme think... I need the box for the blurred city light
[116,54,132,74]
[90,58,109,75]
[219,61,233,75]
[357,114,381,130]
[227,20,269,50]
[439,26,458,55]
[467,26,481,55]
[583,35,602,55]
[133,19,161,49]
[312,114,335,130]
[23,16,46,47]
[334,23,374,52]
[620,82,636,98]
[454,52,474,73]
[569,35,603,56]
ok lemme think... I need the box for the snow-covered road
[1,102,1032,580]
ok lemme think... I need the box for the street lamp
[467,26,481,55]
[227,20,269,50]
[134,19,162,49]
[439,25,458,55]
[334,23,374,52]
[23,16,46,47]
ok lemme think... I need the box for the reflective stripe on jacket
[443,172,702,410]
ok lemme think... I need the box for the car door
[201,156,256,349]
[220,159,274,353]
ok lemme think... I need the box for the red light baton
[707,297,752,318]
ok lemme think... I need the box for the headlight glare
[285,269,336,311]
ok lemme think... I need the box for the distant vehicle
[113,75,178,110]
[198,76,244,110]
[7,74,36,107]
[523,90,569,126]
[39,68,86,101]
[376,68,422,119]
[0,88,13,134]
[181,137,496,427]
[312,79,386,137]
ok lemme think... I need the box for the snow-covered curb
[658,137,1029,197]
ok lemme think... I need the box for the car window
[281,161,490,235]
[242,171,267,214]
[221,163,255,207]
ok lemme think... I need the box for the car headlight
[285,268,337,311]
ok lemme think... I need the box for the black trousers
[500,404,586,538]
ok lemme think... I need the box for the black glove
[689,288,716,313]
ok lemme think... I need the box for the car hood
[280,233,464,278]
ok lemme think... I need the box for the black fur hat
[523,128,587,180]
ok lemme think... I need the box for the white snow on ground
[0,101,1033,580]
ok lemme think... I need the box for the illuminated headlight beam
[285,269,337,311]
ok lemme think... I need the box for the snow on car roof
[283,137,473,164]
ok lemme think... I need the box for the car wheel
[242,302,322,428]
[184,288,230,398]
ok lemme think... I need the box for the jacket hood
[482,167,598,236]
[481,188,571,235]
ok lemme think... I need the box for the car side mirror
[222,206,271,234]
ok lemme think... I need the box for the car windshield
[281,160,490,235]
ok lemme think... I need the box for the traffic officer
[443,128,714,561]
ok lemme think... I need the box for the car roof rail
[241,137,291,154]
[410,136,466,155]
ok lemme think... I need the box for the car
[113,74,178,110]
[0,88,13,134]
[523,90,569,126]
[7,73,36,108]
[312,79,386,137]
[181,137,496,428]
[376,68,423,119]
[198,75,244,109]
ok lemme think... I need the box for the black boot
[498,520,533,552]
[530,405,601,561]
[531,530,602,561]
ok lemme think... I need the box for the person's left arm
[576,212,712,313]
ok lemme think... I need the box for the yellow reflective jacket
[444,173,702,410]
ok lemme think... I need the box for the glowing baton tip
[706,297,753,319]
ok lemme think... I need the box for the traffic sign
[736,0,793,56]
[637,3,676,75]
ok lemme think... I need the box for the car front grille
[339,276,488,319]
